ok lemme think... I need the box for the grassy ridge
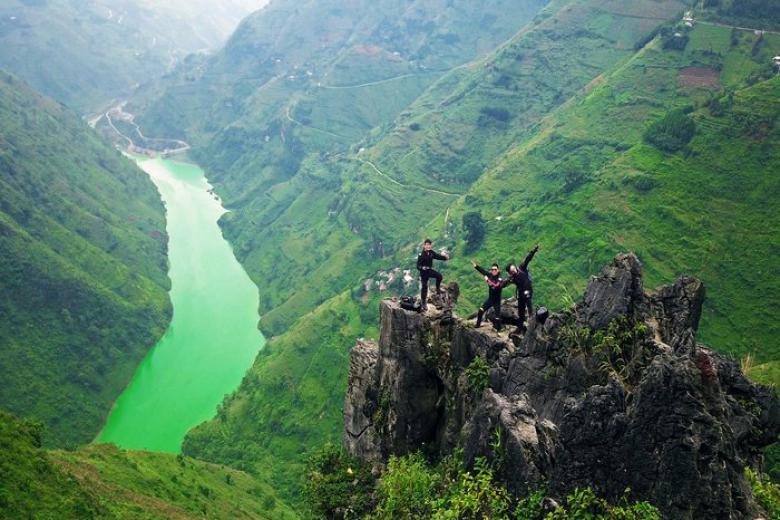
[0,71,171,447]
[0,411,291,519]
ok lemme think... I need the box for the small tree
[462,212,486,253]
[643,108,696,153]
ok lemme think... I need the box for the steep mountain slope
[0,71,171,447]
[166,0,741,502]
[127,0,780,509]
[133,0,548,146]
[0,411,292,519]
[434,23,780,360]
[0,0,266,112]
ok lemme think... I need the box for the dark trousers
[420,269,442,303]
[477,294,502,328]
[518,295,533,325]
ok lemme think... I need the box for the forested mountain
[0,71,171,447]
[120,0,780,506]
[0,411,293,519]
[0,0,266,112]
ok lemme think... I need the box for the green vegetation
[746,468,780,519]
[134,0,780,511]
[643,108,696,152]
[304,446,660,519]
[0,410,292,519]
[465,356,491,395]
[0,71,171,447]
[304,444,377,519]
[463,212,487,253]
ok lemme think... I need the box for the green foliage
[143,1,780,512]
[0,411,98,518]
[593,317,649,385]
[432,457,512,519]
[465,356,491,395]
[304,444,376,519]
[0,72,171,447]
[0,410,291,519]
[372,453,440,519]
[643,108,696,152]
[463,212,486,253]
[660,27,689,51]
[559,316,650,386]
[763,442,780,483]
[514,488,546,520]
[746,468,780,519]
[546,488,661,520]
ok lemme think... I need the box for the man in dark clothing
[471,261,505,331]
[505,244,539,332]
[417,239,448,311]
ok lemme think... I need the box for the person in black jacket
[417,239,448,311]
[505,244,539,332]
[471,260,505,331]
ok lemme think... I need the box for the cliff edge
[343,253,780,519]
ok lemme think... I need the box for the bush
[371,453,440,519]
[660,27,689,51]
[479,106,513,125]
[747,467,780,519]
[546,487,661,520]
[463,212,486,253]
[432,457,511,519]
[465,356,490,395]
[303,444,376,518]
[643,109,696,152]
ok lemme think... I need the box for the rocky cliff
[343,254,780,519]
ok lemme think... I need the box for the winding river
[97,157,264,453]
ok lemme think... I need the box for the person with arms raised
[471,260,505,331]
[505,244,539,334]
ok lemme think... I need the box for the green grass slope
[185,2,780,508]
[177,0,729,506]
[0,71,171,447]
[0,411,292,519]
[439,24,780,363]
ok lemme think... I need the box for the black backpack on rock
[400,296,422,312]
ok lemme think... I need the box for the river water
[97,157,264,453]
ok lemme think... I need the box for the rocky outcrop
[343,254,780,519]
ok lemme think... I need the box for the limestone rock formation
[343,254,780,519]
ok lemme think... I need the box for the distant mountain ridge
[0,0,267,112]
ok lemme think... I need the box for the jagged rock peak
[343,254,779,519]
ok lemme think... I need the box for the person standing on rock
[505,244,539,333]
[417,239,449,311]
[471,260,505,331]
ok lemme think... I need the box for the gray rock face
[463,390,557,494]
[343,254,780,519]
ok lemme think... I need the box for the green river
[97,157,264,453]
